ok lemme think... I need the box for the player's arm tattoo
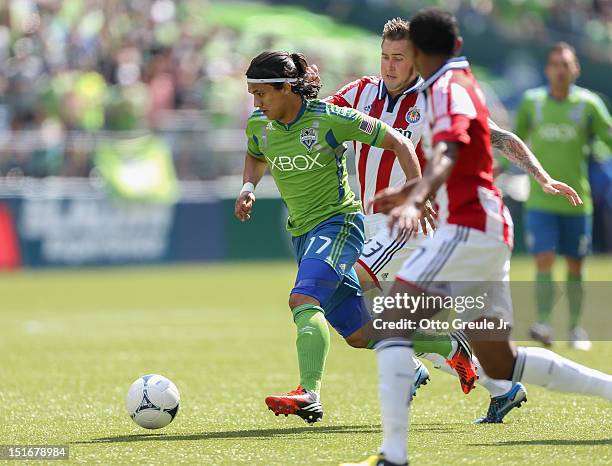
[489,119,549,185]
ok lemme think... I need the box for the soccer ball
[126,374,180,429]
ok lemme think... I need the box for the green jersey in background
[246,100,388,236]
[515,85,611,215]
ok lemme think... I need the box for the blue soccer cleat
[474,382,527,424]
[411,360,430,398]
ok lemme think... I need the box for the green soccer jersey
[246,99,388,236]
[515,85,612,215]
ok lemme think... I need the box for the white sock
[376,340,415,465]
[420,353,512,397]
[514,346,612,401]
[413,356,423,375]
[420,352,447,369]
[448,338,458,359]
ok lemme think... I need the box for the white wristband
[240,182,255,194]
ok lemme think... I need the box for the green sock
[292,304,330,394]
[566,271,584,329]
[536,271,554,323]
[412,331,453,358]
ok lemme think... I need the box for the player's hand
[387,201,421,234]
[369,185,404,214]
[420,199,437,235]
[541,179,583,206]
[235,191,256,221]
[305,64,321,87]
[369,178,419,214]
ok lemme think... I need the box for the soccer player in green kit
[515,42,612,350]
[235,51,422,423]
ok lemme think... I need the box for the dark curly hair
[408,8,459,57]
[246,51,321,99]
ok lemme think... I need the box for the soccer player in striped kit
[343,9,612,466]
[323,18,480,398]
[312,17,572,422]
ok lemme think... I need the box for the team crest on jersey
[300,127,318,151]
[569,105,583,123]
[364,104,372,112]
[406,106,421,124]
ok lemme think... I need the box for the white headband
[247,78,298,83]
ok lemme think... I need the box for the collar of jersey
[546,84,577,102]
[273,100,307,130]
[418,56,470,91]
[378,76,424,100]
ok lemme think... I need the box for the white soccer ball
[126,374,180,429]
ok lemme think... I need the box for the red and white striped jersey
[420,57,513,247]
[327,76,427,214]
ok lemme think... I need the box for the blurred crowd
[0,0,254,178]
[0,0,379,178]
[2,0,218,132]
[362,0,612,60]
[467,0,611,60]
[0,0,609,179]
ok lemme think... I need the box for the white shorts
[358,213,429,283]
[395,224,513,325]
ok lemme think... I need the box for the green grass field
[1,257,611,464]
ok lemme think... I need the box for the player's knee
[289,293,320,310]
[566,258,584,275]
[344,332,368,348]
[534,252,555,272]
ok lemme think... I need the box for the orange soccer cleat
[446,332,479,394]
[265,385,323,424]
